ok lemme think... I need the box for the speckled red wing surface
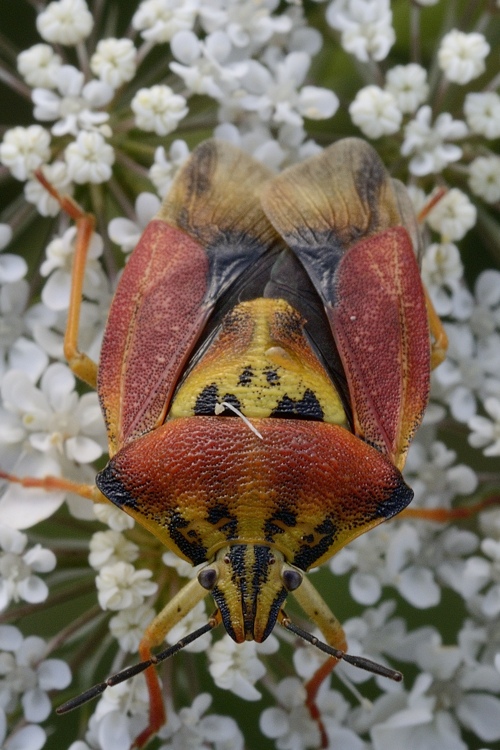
[98,141,282,454]
[261,138,431,470]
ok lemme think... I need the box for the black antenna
[56,619,217,715]
[281,619,403,682]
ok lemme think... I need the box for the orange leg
[401,495,500,523]
[36,170,98,388]
[289,576,348,749]
[0,469,106,503]
[130,578,212,749]
[425,287,448,370]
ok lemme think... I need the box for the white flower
[65,131,115,184]
[95,561,157,611]
[326,0,395,62]
[108,193,160,253]
[0,363,106,527]
[109,603,155,653]
[149,140,190,198]
[421,242,465,317]
[86,676,150,748]
[93,502,135,532]
[422,242,464,289]
[260,677,321,749]
[438,29,490,85]
[0,279,48,384]
[24,161,73,217]
[468,269,500,340]
[385,64,429,114]
[199,0,292,50]
[132,0,198,44]
[158,693,244,750]
[208,634,278,700]
[170,30,245,99]
[17,44,62,89]
[239,52,338,128]
[90,38,137,89]
[426,189,477,241]
[464,92,500,140]
[401,105,468,176]
[349,86,402,138]
[468,397,500,456]
[0,126,51,182]
[36,0,94,46]
[469,155,500,204]
[432,323,500,421]
[162,550,199,580]
[0,712,46,750]
[32,65,113,137]
[131,85,188,136]
[0,627,71,722]
[52,81,108,134]
[0,225,12,253]
[0,226,26,287]
[405,440,478,508]
[0,525,56,610]
[40,225,104,310]
[88,530,139,570]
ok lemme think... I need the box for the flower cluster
[0,1,499,750]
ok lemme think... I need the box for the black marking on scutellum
[271,389,324,420]
[238,367,254,386]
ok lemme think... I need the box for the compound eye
[282,568,303,592]
[198,567,218,590]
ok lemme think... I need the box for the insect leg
[36,170,98,388]
[132,576,214,749]
[424,287,448,369]
[288,575,348,749]
[0,469,105,502]
[400,494,500,522]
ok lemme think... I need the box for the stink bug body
[0,138,448,748]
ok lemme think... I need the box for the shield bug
[0,138,448,747]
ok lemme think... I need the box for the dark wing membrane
[261,138,430,468]
[99,140,282,453]
[173,245,352,423]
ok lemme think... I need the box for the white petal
[8,339,48,382]
[0,223,13,249]
[108,217,140,251]
[65,435,103,463]
[98,710,134,750]
[37,658,71,690]
[457,693,500,741]
[350,572,381,605]
[41,362,75,407]
[5,724,46,750]
[0,255,28,283]
[0,624,23,650]
[23,545,56,573]
[22,687,51,722]
[135,192,160,226]
[17,575,49,604]
[41,268,72,310]
[398,566,441,608]
[259,707,288,738]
